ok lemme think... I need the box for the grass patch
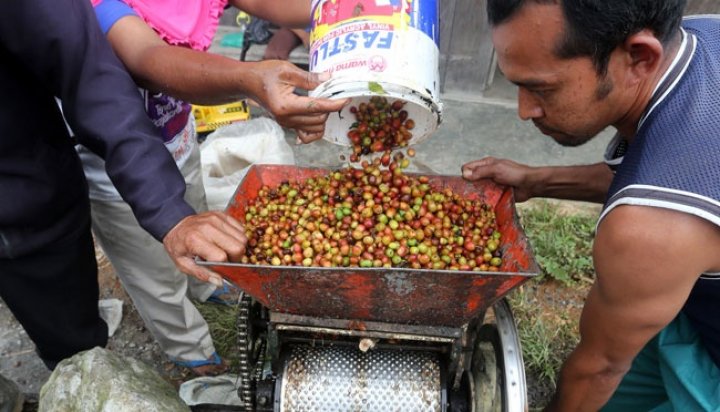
[195,301,241,365]
[509,285,581,387]
[508,201,598,405]
[518,201,597,285]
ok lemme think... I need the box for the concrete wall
[439,0,493,96]
[439,0,720,97]
[686,0,720,14]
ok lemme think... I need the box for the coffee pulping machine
[199,165,539,412]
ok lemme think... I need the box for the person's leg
[289,28,309,48]
[262,27,302,61]
[657,313,720,411]
[90,197,217,364]
[181,131,242,305]
[601,333,669,411]
[0,217,107,369]
[602,313,720,411]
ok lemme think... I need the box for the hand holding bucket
[246,60,349,142]
[308,0,443,147]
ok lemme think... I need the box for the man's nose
[517,88,543,121]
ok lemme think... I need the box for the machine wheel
[470,299,528,412]
[470,324,504,412]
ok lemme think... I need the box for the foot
[174,353,230,377]
[206,280,242,306]
[190,358,230,377]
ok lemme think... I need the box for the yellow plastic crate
[193,100,251,133]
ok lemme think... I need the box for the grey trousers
[90,145,217,362]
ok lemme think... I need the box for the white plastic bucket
[309,0,443,147]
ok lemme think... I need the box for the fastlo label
[311,31,394,68]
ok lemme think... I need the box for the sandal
[174,352,230,377]
[206,280,241,306]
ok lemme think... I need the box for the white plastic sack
[178,374,243,406]
[200,118,295,210]
[98,298,123,337]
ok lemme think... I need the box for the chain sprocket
[236,292,255,410]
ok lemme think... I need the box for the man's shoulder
[605,35,720,229]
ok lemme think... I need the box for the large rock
[0,373,23,412]
[38,347,189,412]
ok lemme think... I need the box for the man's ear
[621,29,665,84]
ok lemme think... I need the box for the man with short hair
[462,1,720,410]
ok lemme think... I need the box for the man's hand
[463,158,613,203]
[162,211,247,287]
[248,60,349,142]
[462,157,536,202]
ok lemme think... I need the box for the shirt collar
[637,28,696,132]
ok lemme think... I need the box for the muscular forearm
[545,218,707,412]
[528,162,613,203]
[544,345,626,412]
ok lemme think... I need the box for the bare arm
[462,157,614,203]
[229,0,312,28]
[106,15,346,140]
[545,206,720,411]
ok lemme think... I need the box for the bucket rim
[311,77,443,117]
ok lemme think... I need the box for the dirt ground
[517,280,590,408]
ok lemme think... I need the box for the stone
[0,373,23,412]
[39,347,189,412]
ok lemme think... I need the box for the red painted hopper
[203,165,539,327]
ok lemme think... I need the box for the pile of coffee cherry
[240,152,503,271]
[346,96,415,161]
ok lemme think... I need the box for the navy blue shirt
[0,0,194,258]
[602,17,720,367]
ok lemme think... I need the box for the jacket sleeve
[0,0,195,240]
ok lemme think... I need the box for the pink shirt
[91,0,228,50]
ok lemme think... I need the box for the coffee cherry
[347,97,416,157]
[240,158,504,271]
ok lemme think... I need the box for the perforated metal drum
[278,345,444,412]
